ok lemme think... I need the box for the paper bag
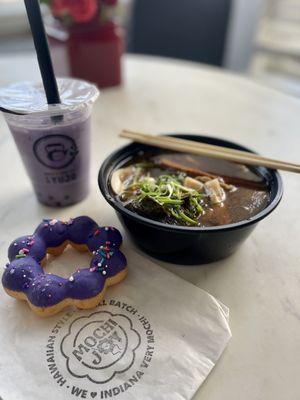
[0,248,231,400]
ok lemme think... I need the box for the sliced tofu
[204,178,226,204]
[183,176,204,192]
[110,166,134,195]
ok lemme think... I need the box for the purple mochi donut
[87,226,122,251]
[2,216,127,313]
[66,269,106,301]
[67,216,98,244]
[89,246,127,277]
[8,235,46,263]
[34,219,69,248]
[3,257,43,292]
[27,274,68,307]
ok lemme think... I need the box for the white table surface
[0,54,300,400]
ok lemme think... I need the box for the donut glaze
[2,216,127,316]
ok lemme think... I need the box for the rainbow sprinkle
[91,262,108,276]
[20,248,29,254]
[16,254,27,259]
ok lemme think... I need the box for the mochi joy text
[71,317,130,369]
[46,300,155,398]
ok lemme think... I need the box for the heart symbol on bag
[90,392,97,398]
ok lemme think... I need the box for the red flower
[52,0,99,23]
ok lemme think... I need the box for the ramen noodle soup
[110,152,270,227]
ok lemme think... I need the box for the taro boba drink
[0,78,99,206]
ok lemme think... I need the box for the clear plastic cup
[0,78,99,206]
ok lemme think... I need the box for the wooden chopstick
[120,130,300,173]
[122,130,286,163]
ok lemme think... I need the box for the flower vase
[47,21,123,88]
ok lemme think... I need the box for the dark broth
[111,152,270,227]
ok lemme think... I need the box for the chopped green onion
[120,172,204,226]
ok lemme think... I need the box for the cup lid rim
[0,78,99,116]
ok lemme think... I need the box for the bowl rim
[98,134,283,233]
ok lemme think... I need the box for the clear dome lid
[0,78,99,116]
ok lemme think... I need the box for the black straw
[24,0,60,105]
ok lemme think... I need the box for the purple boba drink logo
[33,134,79,169]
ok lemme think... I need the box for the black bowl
[98,134,283,265]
